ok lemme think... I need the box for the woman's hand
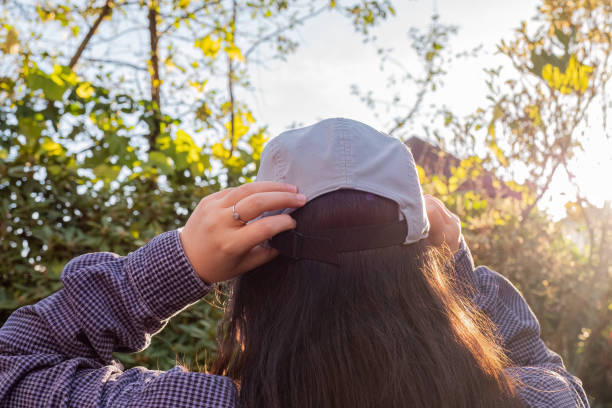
[179,182,306,283]
[424,194,461,253]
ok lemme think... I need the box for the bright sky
[245,0,612,219]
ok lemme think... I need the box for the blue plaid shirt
[0,231,589,407]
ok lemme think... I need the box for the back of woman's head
[212,189,523,408]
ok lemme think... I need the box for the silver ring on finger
[232,203,248,225]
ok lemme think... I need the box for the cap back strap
[269,220,407,265]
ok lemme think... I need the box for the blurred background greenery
[0,0,610,406]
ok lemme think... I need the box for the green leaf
[149,151,174,174]
[18,117,45,140]
[93,164,121,182]
[24,65,78,101]
[26,72,66,101]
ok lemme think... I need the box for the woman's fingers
[234,191,306,222]
[424,195,461,252]
[208,187,236,202]
[222,181,297,207]
[235,245,280,276]
[181,183,303,284]
[230,214,297,254]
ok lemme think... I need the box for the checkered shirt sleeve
[0,230,239,407]
[0,232,589,407]
[453,238,590,408]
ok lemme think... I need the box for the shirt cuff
[450,235,477,290]
[127,230,213,320]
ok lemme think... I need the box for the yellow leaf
[448,176,458,193]
[188,79,208,93]
[76,82,94,99]
[432,177,448,195]
[225,114,249,142]
[245,111,255,124]
[44,64,78,91]
[541,55,593,94]
[194,35,222,58]
[41,138,63,156]
[225,44,245,63]
[175,130,200,164]
[157,135,172,150]
[453,165,467,180]
[542,63,553,82]
[416,165,427,183]
[212,142,228,159]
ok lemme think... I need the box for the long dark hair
[212,190,524,408]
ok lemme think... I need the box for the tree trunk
[147,0,162,151]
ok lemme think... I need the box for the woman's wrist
[450,235,477,290]
[128,230,212,320]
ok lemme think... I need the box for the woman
[0,118,588,407]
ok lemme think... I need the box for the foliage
[0,0,395,370]
[478,0,612,219]
[356,2,612,406]
[418,159,611,407]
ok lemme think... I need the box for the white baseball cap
[257,118,429,264]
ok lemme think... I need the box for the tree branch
[69,0,114,69]
[243,5,328,59]
[82,57,147,71]
[520,158,562,223]
[159,0,222,34]
[227,0,237,159]
[147,0,161,151]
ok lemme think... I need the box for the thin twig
[520,159,561,223]
[69,0,114,69]
[243,5,328,59]
[82,57,147,71]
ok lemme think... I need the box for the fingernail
[287,184,298,192]
[296,194,306,203]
